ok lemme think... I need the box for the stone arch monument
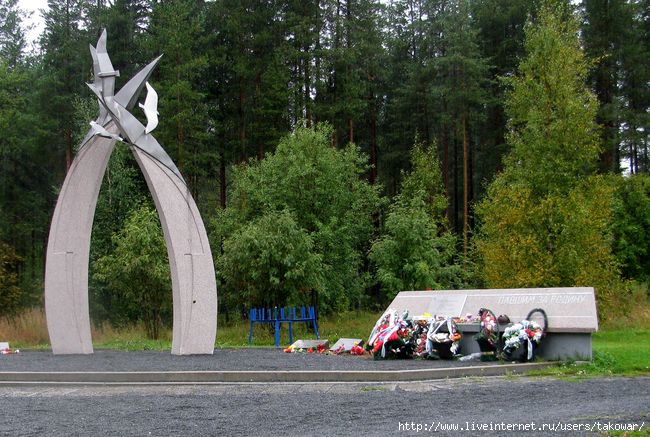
[44,30,217,355]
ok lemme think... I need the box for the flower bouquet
[501,319,544,362]
[412,318,431,358]
[366,309,415,359]
[425,318,462,360]
[474,308,499,361]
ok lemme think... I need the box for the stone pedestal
[132,148,217,355]
[45,133,117,354]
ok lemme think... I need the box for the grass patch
[591,330,650,374]
[605,431,650,437]
[529,329,650,378]
[92,323,172,351]
[360,386,389,392]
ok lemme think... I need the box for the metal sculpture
[44,30,217,355]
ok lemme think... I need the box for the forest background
[0,0,648,339]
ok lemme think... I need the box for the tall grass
[0,308,173,350]
[0,308,382,350]
[601,281,650,330]
[0,308,49,347]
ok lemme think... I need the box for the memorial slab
[288,340,330,350]
[329,338,363,353]
[387,287,598,359]
[388,287,598,332]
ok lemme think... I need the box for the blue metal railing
[248,306,319,347]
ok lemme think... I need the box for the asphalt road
[2,376,648,436]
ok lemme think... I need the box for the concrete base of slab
[458,325,593,360]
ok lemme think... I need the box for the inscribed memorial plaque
[388,292,466,318]
[387,288,598,332]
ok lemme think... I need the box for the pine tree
[500,1,600,194]
[315,0,384,152]
[582,0,629,173]
[475,1,620,308]
[93,0,150,79]
[619,0,650,173]
[0,0,28,65]
[471,0,536,190]
[40,0,93,172]
[380,0,490,239]
[431,0,489,253]
[0,0,52,300]
[146,0,208,199]
[284,0,319,129]
[204,0,292,210]
[377,1,420,194]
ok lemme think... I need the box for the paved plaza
[0,348,498,372]
[1,375,647,436]
[0,349,648,435]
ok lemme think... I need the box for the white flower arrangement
[502,320,543,350]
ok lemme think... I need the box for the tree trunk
[442,123,450,222]
[178,123,185,173]
[314,0,321,125]
[239,84,246,161]
[370,101,378,185]
[65,129,73,173]
[304,48,312,128]
[453,135,459,234]
[462,112,469,256]
[256,74,265,160]
[348,118,354,144]
[422,85,430,146]
[219,151,227,209]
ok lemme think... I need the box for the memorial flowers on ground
[365,309,463,360]
[502,320,544,361]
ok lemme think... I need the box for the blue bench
[248,306,320,347]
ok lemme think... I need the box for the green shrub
[93,204,172,339]
[213,124,382,313]
[611,174,650,283]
